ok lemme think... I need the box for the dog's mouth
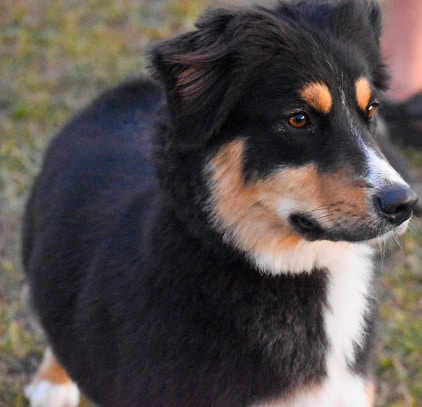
[289,211,404,243]
[289,213,325,240]
[289,184,418,243]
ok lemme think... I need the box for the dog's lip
[288,211,411,243]
[289,213,325,241]
[367,218,411,244]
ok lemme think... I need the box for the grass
[0,1,421,406]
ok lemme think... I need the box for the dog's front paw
[24,380,80,407]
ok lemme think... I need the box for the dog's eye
[288,113,309,129]
[367,102,379,121]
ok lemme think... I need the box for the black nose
[375,184,418,225]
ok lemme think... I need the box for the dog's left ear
[328,0,383,43]
[150,9,238,148]
[355,0,388,87]
[367,0,382,42]
[325,0,387,88]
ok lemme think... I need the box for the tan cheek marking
[208,140,303,254]
[300,82,333,114]
[33,348,73,385]
[316,170,369,222]
[355,77,372,111]
[208,140,370,257]
[267,167,369,228]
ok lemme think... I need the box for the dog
[23,1,418,406]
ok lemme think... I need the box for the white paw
[24,380,80,407]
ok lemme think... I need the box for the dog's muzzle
[288,182,418,242]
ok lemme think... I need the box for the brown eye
[367,102,379,121]
[288,112,309,129]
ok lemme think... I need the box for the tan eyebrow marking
[300,82,333,114]
[355,77,372,111]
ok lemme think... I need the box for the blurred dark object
[377,92,422,212]
[382,92,422,148]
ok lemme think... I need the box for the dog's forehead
[291,45,374,111]
[274,15,378,111]
[247,26,376,113]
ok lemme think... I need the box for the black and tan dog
[23,1,418,406]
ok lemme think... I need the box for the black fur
[23,1,419,406]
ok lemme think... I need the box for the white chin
[369,218,411,245]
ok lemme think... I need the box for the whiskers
[301,204,338,227]
[374,214,416,261]
[300,202,371,229]
[375,239,388,266]
[406,214,419,234]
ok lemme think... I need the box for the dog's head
[150,0,417,273]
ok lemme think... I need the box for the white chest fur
[254,242,375,407]
[320,243,374,407]
[324,244,374,370]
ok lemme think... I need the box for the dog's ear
[150,9,237,148]
[352,0,387,87]
[366,0,383,42]
[324,0,383,42]
[321,0,387,88]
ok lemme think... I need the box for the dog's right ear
[149,9,236,148]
